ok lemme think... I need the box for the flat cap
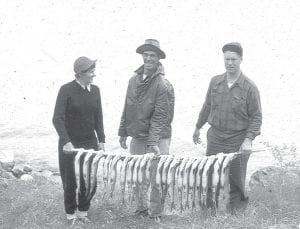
[222,42,243,57]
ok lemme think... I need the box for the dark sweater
[53,80,105,145]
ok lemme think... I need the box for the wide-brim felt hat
[136,39,166,59]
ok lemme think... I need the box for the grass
[1,171,300,229]
[1,143,300,229]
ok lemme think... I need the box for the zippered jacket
[118,63,174,146]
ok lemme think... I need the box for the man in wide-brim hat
[118,39,174,221]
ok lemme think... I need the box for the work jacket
[118,63,174,146]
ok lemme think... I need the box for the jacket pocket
[232,96,248,118]
[211,86,223,107]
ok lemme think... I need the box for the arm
[118,83,130,149]
[52,86,71,145]
[118,101,128,149]
[245,85,262,140]
[195,81,212,129]
[240,86,262,152]
[118,82,130,138]
[147,84,169,146]
[193,81,212,144]
[95,87,105,143]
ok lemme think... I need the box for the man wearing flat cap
[53,56,105,223]
[193,42,262,213]
[118,39,174,221]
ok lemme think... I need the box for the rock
[20,174,33,181]
[249,166,300,204]
[23,165,32,173]
[0,161,15,172]
[0,170,15,179]
[12,165,25,178]
[40,170,53,178]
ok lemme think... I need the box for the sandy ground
[0,1,299,184]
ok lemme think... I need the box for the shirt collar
[216,72,245,88]
[76,79,91,92]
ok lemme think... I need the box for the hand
[147,145,160,155]
[63,142,75,154]
[240,138,252,153]
[98,142,105,151]
[193,128,201,144]
[119,136,128,149]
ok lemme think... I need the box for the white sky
[1,0,300,150]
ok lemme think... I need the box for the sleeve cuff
[245,132,255,140]
[118,129,127,137]
[146,139,159,146]
[61,138,71,146]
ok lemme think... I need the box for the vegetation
[1,144,300,229]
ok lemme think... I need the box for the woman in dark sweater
[53,56,105,224]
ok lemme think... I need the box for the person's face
[79,68,96,85]
[142,51,160,71]
[223,51,242,74]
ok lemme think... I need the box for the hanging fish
[120,155,133,204]
[183,157,197,209]
[134,155,144,187]
[109,154,122,198]
[138,154,151,185]
[201,155,216,207]
[196,156,208,208]
[87,151,105,201]
[161,155,174,204]
[74,148,85,196]
[155,155,168,200]
[167,156,182,211]
[116,156,124,188]
[127,156,139,203]
[82,150,96,198]
[212,153,226,208]
[102,153,114,200]
[145,153,155,186]
[189,157,203,210]
[96,154,106,192]
[177,157,189,212]
[219,153,235,207]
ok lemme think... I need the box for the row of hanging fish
[73,149,238,212]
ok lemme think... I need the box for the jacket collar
[216,72,245,88]
[134,62,165,78]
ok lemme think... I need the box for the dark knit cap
[222,42,243,57]
[74,56,97,74]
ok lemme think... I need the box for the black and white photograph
[0,0,299,228]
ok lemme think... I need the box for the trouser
[130,137,171,217]
[206,127,249,211]
[58,135,98,214]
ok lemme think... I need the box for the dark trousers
[129,138,171,217]
[58,135,98,214]
[206,127,249,211]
